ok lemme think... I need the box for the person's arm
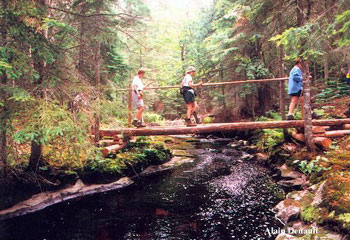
[293,69,303,82]
[133,80,143,98]
[188,80,203,88]
[144,81,155,88]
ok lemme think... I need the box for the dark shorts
[183,89,195,104]
[289,90,302,97]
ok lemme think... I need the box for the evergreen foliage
[1,0,350,176]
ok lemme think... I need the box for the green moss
[325,172,350,214]
[256,128,284,153]
[301,206,322,223]
[203,117,213,124]
[81,140,172,182]
[336,213,350,229]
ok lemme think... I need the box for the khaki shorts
[132,91,144,108]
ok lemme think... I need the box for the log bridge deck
[100,119,350,137]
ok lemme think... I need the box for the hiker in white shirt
[180,66,202,126]
[132,68,154,127]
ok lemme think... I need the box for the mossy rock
[172,150,195,158]
[327,151,350,168]
[325,172,350,214]
[80,141,172,182]
[287,190,314,208]
[335,213,350,230]
[301,206,329,224]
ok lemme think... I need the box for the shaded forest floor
[278,90,350,236]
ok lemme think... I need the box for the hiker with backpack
[180,66,203,126]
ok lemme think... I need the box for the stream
[0,137,284,240]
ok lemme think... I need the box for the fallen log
[312,126,326,134]
[100,119,350,137]
[0,178,134,220]
[323,130,350,138]
[291,132,332,150]
[313,137,332,150]
[101,143,127,157]
[291,132,305,142]
[343,124,350,130]
[99,139,116,147]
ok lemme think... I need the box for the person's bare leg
[288,96,299,115]
[135,106,144,121]
[192,101,198,115]
[300,96,304,119]
[186,103,193,119]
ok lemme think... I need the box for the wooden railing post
[128,84,132,127]
[279,80,286,120]
[303,61,316,151]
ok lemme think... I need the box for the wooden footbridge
[97,76,350,155]
[99,119,350,157]
[100,119,350,137]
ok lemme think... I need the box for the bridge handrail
[116,77,288,91]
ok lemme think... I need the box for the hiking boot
[185,118,197,127]
[286,114,295,120]
[132,119,139,127]
[311,111,320,119]
[137,121,147,128]
[344,109,350,118]
[192,112,201,124]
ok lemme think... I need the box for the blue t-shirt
[346,70,350,85]
[288,66,303,95]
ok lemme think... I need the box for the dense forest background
[1,0,350,176]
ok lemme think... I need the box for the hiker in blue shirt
[287,58,311,120]
[344,68,350,117]
[346,68,350,88]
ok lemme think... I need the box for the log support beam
[100,119,350,137]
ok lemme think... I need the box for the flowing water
[0,137,284,240]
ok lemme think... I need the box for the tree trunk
[29,141,42,170]
[279,45,286,121]
[29,0,48,168]
[220,64,226,110]
[93,42,101,145]
[180,43,185,61]
[313,61,317,83]
[324,54,329,80]
[303,61,316,150]
[78,21,85,72]
[296,0,304,26]
[0,0,8,177]
[0,105,7,177]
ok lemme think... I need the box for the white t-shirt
[182,74,192,87]
[132,75,144,91]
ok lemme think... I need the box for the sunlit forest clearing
[1,0,350,239]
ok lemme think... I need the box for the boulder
[241,153,254,161]
[256,152,269,163]
[279,164,304,180]
[275,233,298,240]
[311,180,327,207]
[286,190,311,202]
[274,199,301,224]
[277,176,308,189]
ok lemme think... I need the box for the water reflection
[0,138,284,240]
